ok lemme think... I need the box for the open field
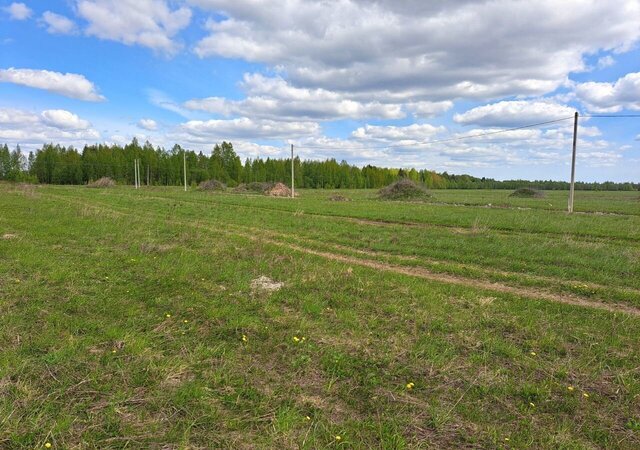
[1,184,639,448]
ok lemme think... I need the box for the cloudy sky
[1,0,639,181]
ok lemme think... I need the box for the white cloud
[184,74,405,121]
[0,68,105,101]
[175,117,319,143]
[147,88,193,118]
[138,118,158,130]
[192,0,640,102]
[41,11,77,35]
[597,55,615,69]
[575,72,640,112]
[76,0,192,55]
[406,101,453,118]
[4,2,31,20]
[0,107,100,146]
[454,101,576,127]
[352,123,445,142]
[41,109,91,130]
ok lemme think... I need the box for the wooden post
[568,112,578,213]
[291,144,295,198]
[183,151,187,192]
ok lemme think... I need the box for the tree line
[1,140,637,191]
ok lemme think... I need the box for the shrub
[378,179,431,201]
[87,177,115,188]
[198,179,226,191]
[509,187,544,198]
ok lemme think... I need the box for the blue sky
[0,0,639,181]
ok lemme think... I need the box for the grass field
[1,183,639,449]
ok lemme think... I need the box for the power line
[581,114,640,118]
[294,116,574,150]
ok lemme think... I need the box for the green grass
[1,184,639,448]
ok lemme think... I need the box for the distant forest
[0,140,638,190]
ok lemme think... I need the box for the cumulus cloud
[138,118,158,130]
[454,101,576,127]
[0,68,105,101]
[406,101,453,118]
[41,12,77,35]
[41,109,91,130]
[185,74,404,121]
[575,72,640,112]
[352,123,445,142]
[4,2,31,20]
[0,107,100,145]
[192,0,640,102]
[76,0,192,55]
[175,117,319,143]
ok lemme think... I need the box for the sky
[0,0,639,182]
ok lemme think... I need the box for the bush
[87,177,115,188]
[378,179,431,201]
[198,179,226,191]
[509,187,544,198]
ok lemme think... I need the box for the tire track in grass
[85,189,639,244]
[41,190,640,317]
[229,223,640,303]
[63,189,640,301]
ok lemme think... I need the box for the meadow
[1,183,639,449]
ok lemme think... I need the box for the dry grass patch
[87,177,116,188]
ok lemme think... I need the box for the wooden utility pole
[134,159,138,189]
[183,151,187,192]
[291,144,295,198]
[568,112,578,213]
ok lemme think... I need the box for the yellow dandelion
[529,402,535,407]
[183,319,189,323]
[504,437,510,441]
[301,337,306,342]
[406,382,415,390]
[530,351,536,356]
[567,386,574,391]
[44,443,52,449]
[165,313,171,318]
[242,334,248,342]
[111,350,116,353]
[583,392,589,398]
[293,336,300,343]
[305,416,311,421]
[335,435,342,441]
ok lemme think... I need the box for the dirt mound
[378,179,431,201]
[510,188,544,198]
[87,177,115,188]
[328,194,351,202]
[198,179,226,191]
[266,182,294,197]
[234,182,274,194]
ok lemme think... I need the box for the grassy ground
[1,183,639,449]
